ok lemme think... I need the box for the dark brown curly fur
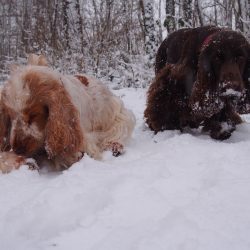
[145,26,250,140]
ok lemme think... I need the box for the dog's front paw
[210,121,235,140]
[210,129,232,140]
[111,142,124,157]
[105,142,124,157]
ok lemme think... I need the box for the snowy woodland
[1,1,250,250]
[0,0,249,85]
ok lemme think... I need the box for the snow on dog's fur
[0,54,135,170]
[145,26,250,140]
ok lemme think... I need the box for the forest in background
[0,0,249,87]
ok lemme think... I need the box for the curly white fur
[61,73,135,159]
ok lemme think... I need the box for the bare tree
[223,0,233,28]
[236,0,250,37]
[180,0,193,27]
[0,0,249,87]
[194,0,204,26]
[62,0,70,50]
[139,0,158,62]
[51,0,60,51]
[164,0,175,33]
[157,0,163,43]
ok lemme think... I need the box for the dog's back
[155,26,221,74]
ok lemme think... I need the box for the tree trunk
[164,0,175,33]
[223,0,233,28]
[51,0,59,50]
[75,0,85,53]
[237,0,250,37]
[62,0,70,50]
[158,0,163,43]
[21,0,30,54]
[182,0,193,27]
[143,0,158,62]
[194,0,204,26]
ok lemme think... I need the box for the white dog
[0,55,135,170]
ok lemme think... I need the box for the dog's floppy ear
[243,47,250,87]
[42,79,83,160]
[24,71,83,162]
[189,48,222,118]
[27,54,48,66]
[0,92,11,151]
[238,47,250,113]
[196,49,216,90]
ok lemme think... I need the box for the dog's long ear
[42,79,83,160]
[189,49,222,118]
[244,49,250,84]
[239,47,250,113]
[0,92,11,151]
[196,48,216,90]
[27,54,48,66]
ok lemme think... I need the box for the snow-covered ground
[1,87,250,250]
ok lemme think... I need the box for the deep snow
[1,87,250,250]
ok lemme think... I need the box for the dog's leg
[96,98,135,157]
[203,103,242,140]
[104,142,124,157]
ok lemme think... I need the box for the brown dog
[145,26,250,140]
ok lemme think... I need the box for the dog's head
[198,30,249,100]
[0,55,83,161]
